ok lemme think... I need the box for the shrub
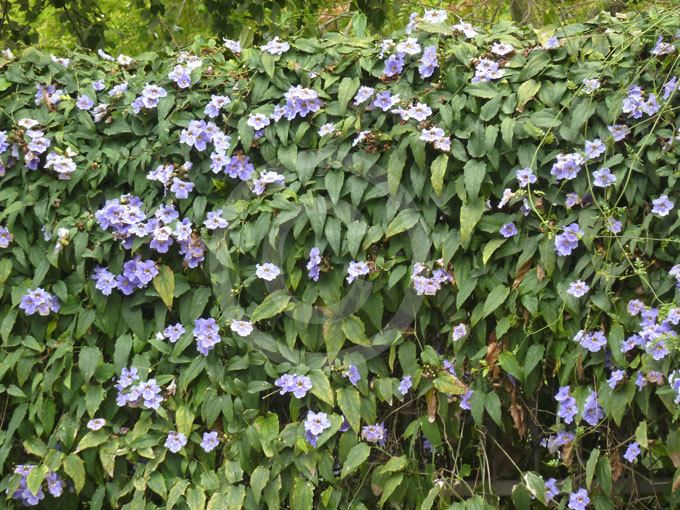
[0,9,679,509]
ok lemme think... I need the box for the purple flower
[554,223,583,256]
[500,222,518,238]
[460,389,473,410]
[565,192,581,208]
[516,167,537,187]
[373,91,398,111]
[204,95,231,117]
[567,280,590,298]
[92,266,118,295]
[346,261,369,284]
[168,65,192,88]
[627,299,645,316]
[344,364,361,385]
[550,152,583,181]
[19,288,60,316]
[584,138,606,159]
[607,370,625,389]
[319,123,335,136]
[255,262,281,281]
[606,218,622,233]
[87,418,106,430]
[663,76,678,100]
[204,210,228,230]
[291,375,313,398]
[568,488,590,510]
[593,167,616,188]
[623,441,641,462]
[646,340,669,360]
[165,431,187,453]
[230,320,253,337]
[274,374,296,395]
[304,410,331,437]
[581,390,604,426]
[651,36,675,56]
[0,226,11,248]
[608,124,630,141]
[76,94,94,110]
[201,431,219,452]
[398,376,412,395]
[384,53,405,77]
[45,471,65,497]
[247,113,271,130]
[418,46,438,78]
[575,330,607,353]
[545,478,559,502]
[193,317,221,356]
[452,323,467,342]
[361,423,387,445]
[252,170,285,195]
[162,323,185,343]
[354,86,374,105]
[556,386,578,424]
[307,247,321,281]
[260,37,289,55]
[170,178,194,199]
[623,85,659,118]
[652,195,674,216]
[471,58,504,83]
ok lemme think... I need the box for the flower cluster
[115,367,164,410]
[274,373,313,398]
[554,223,583,256]
[304,410,331,447]
[131,83,167,113]
[19,288,60,316]
[361,423,387,445]
[8,465,65,506]
[193,317,221,355]
[411,262,453,295]
[271,86,322,122]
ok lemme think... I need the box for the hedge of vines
[1,8,680,510]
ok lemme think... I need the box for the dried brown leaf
[512,259,533,290]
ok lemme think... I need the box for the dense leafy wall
[0,9,680,510]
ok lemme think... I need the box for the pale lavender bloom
[247,113,271,130]
[260,36,289,55]
[607,370,625,389]
[398,376,412,395]
[460,389,473,410]
[567,280,590,298]
[346,261,369,283]
[304,410,331,436]
[652,195,674,216]
[568,488,590,510]
[608,124,630,141]
[453,21,477,38]
[92,267,117,296]
[291,375,313,398]
[361,423,387,445]
[87,418,106,430]
[193,317,221,356]
[0,226,12,248]
[582,78,600,94]
[491,42,514,56]
[452,323,467,341]
[663,76,678,100]
[93,80,105,91]
[45,472,65,497]
[472,58,504,83]
[168,65,192,88]
[252,170,285,195]
[550,152,583,181]
[163,323,185,343]
[545,478,559,502]
[384,53,405,77]
[624,441,641,462]
[165,431,187,453]
[593,167,616,188]
[255,262,281,281]
[201,431,219,452]
[319,123,335,136]
[516,167,537,187]
[584,138,606,159]
[307,247,321,281]
[647,340,669,360]
[373,91,399,111]
[581,390,604,426]
[230,320,253,337]
[565,193,580,208]
[423,9,447,23]
[19,288,60,316]
[204,210,228,230]
[543,37,560,50]
[651,36,675,56]
[344,365,361,385]
[223,38,242,53]
[500,222,518,238]
[170,178,194,199]
[396,37,421,55]
[76,94,94,110]
[575,330,607,352]
[554,223,583,256]
[354,86,374,105]
[405,102,433,121]
[275,374,296,394]
[606,218,622,233]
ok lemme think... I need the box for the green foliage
[0,7,679,509]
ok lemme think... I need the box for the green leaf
[153,265,175,309]
[341,443,371,478]
[378,473,404,507]
[254,413,279,457]
[78,346,101,382]
[420,487,439,510]
[433,371,467,395]
[26,464,48,495]
[386,209,420,238]
[516,79,541,111]
[176,405,194,436]
[523,472,546,504]
[523,345,544,378]
[387,150,406,196]
[376,456,408,475]
[586,448,600,489]
[635,421,648,448]
[337,387,361,432]
[76,430,109,452]
[460,200,485,244]
[498,352,523,382]
[482,239,506,264]
[485,392,502,426]
[64,453,85,493]
[483,285,510,318]
[309,369,334,406]
[342,315,369,345]
[251,290,291,322]
[430,154,449,196]
[463,160,486,200]
[337,77,360,114]
[250,466,270,504]
[290,477,314,510]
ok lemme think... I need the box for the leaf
[523,345,544,378]
[153,265,175,309]
[290,477,314,510]
[420,487,439,510]
[387,150,406,196]
[430,154,449,196]
[378,473,403,507]
[342,315,369,345]
[636,421,648,448]
[483,285,510,317]
[516,79,541,111]
[254,413,279,457]
[386,209,420,238]
[26,464,48,495]
[337,387,361,432]
[498,352,523,381]
[251,290,291,322]
[460,200,485,244]
[64,453,85,493]
[337,77,360,114]
[586,448,600,489]
[176,405,194,436]
[482,239,506,265]
[250,466,269,504]
[309,369,334,406]
[76,430,108,452]
[485,392,502,426]
[341,443,371,478]
[433,372,467,395]
[376,456,408,475]
[78,346,101,382]
[463,160,486,200]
